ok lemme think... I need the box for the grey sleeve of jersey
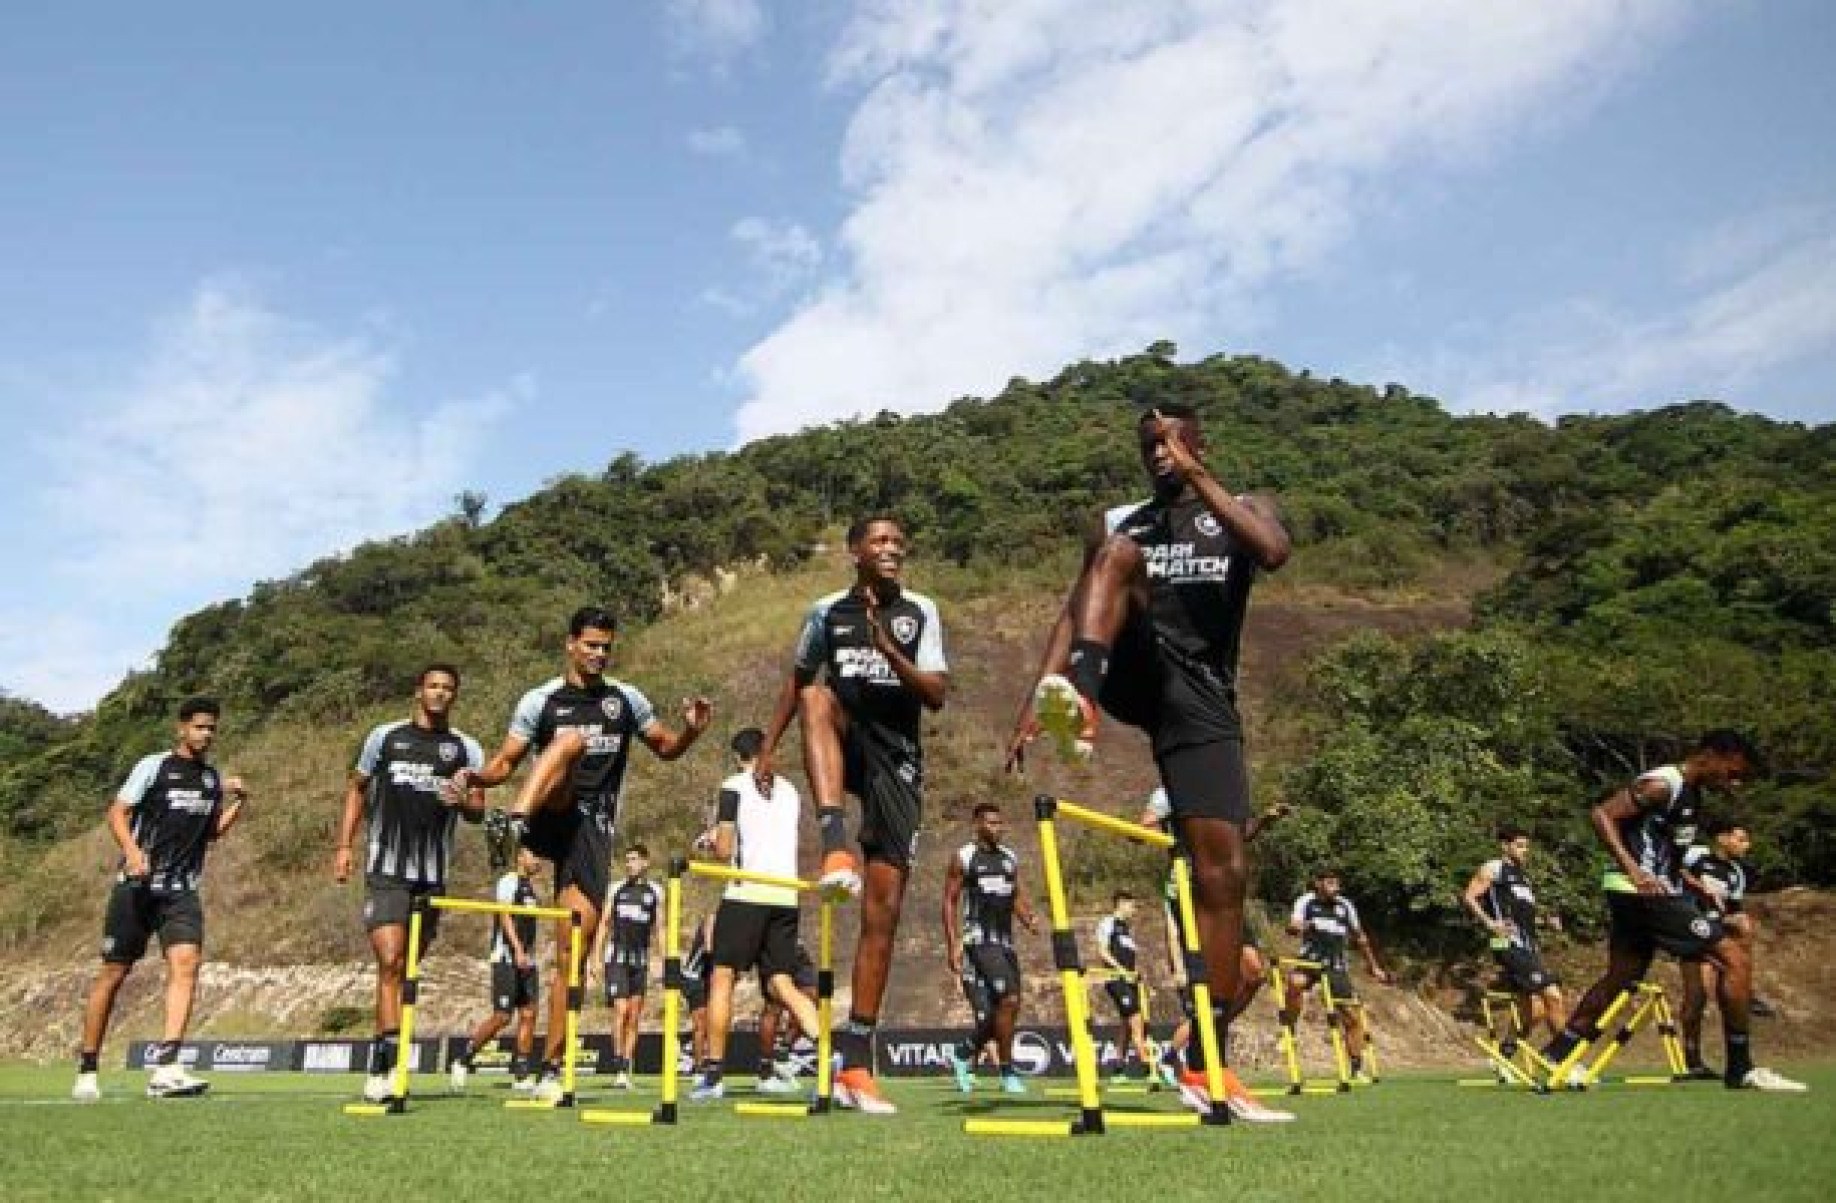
[622,684,657,731]
[116,755,163,807]
[509,688,548,741]
[1344,899,1364,934]
[957,844,974,872]
[495,873,519,905]
[1290,895,1310,926]
[461,735,485,771]
[354,724,391,776]
[1682,846,1707,871]
[792,601,830,674]
[913,595,948,673]
[1095,916,1115,947]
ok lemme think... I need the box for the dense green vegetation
[2,346,1828,948]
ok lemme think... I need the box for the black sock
[757,1058,775,1078]
[150,1040,180,1068]
[1724,1029,1752,1083]
[818,808,849,856]
[698,1060,723,1083]
[1684,1038,1704,1069]
[509,1055,528,1079]
[79,1051,99,1073]
[452,1039,472,1070]
[998,1063,1015,1076]
[1067,640,1111,701]
[1544,1026,1589,1063]
[839,1015,877,1070]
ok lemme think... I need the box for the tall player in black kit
[1007,404,1292,1122]
[334,663,485,1103]
[759,516,949,1115]
[461,606,712,1100]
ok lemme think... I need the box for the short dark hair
[1113,889,1136,905]
[1497,825,1529,843]
[626,843,649,859]
[418,662,461,689]
[1138,402,1200,425]
[972,802,1002,820]
[730,727,765,760]
[1697,729,1764,773]
[1313,867,1340,883]
[1705,817,1748,840]
[568,605,618,637]
[845,515,902,546]
[177,696,220,722]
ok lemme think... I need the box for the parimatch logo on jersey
[1141,542,1233,582]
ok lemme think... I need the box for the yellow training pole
[815,896,834,1114]
[1321,974,1353,1092]
[1584,987,1657,1087]
[1053,799,1176,849]
[1653,988,1687,1077]
[430,896,574,922]
[1273,960,1304,1094]
[1550,985,1631,1089]
[685,861,813,893]
[392,905,426,1106]
[1170,855,1228,1125]
[562,914,582,1106]
[657,862,683,1124]
[1036,795,1103,1135]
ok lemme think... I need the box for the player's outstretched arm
[334,773,367,883]
[640,697,713,761]
[214,777,249,838]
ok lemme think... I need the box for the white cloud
[731,0,1698,441]
[687,125,748,158]
[702,218,825,317]
[1420,208,1836,417]
[8,280,521,709]
[666,0,769,68]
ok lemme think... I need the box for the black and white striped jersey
[1293,892,1363,972]
[489,871,541,964]
[116,752,224,893]
[509,676,656,827]
[1478,858,1541,953]
[606,878,663,966]
[355,720,484,888]
[1095,914,1138,972]
[793,587,946,740]
[957,842,1020,949]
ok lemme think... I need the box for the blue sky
[1,0,1832,712]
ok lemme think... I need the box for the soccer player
[692,728,822,1102]
[599,844,662,1089]
[460,605,712,1102]
[1141,789,1289,1094]
[449,847,543,1094]
[756,943,820,1094]
[1462,827,1565,1057]
[1285,872,1391,1082]
[1094,892,1156,1081]
[334,663,485,1103]
[1677,818,1756,1080]
[1006,403,1292,1121]
[943,802,1039,1095]
[758,516,949,1114]
[1541,733,1804,1091]
[75,696,249,1101]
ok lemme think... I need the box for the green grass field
[4,1065,1832,1202]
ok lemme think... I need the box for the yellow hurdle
[580,866,687,1127]
[963,794,1230,1137]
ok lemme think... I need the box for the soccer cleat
[612,1071,633,1091]
[1734,1067,1808,1093]
[1676,1064,1720,1083]
[146,1065,209,1099]
[758,1070,801,1096]
[689,1074,725,1103]
[72,1072,100,1102]
[363,1073,395,1103]
[947,1047,975,1093]
[448,1060,470,1093]
[1157,1057,1181,1090]
[483,809,527,871]
[1000,1072,1028,1095]
[818,849,863,902]
[1178,1068,1295,1123]
[834,1067,897,1115]
[510,1076,534,1095]
[1032,675,1096,766]
[533,1072,564,1105]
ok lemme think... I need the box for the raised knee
[1090,534,1146,578]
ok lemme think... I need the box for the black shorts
[1293,964,1358,1003]
[1105,979,1142,1019]
[101,883,203,964]
[842,720,924,868]
[492,963,539,1012]
[604,960,648,1002]
[966,944,1021,1007]
[525,806,614,909]
[1607,892,1723,961]
[712,900,799,979]
[762,946,817,994]
[363,877,443,943]
[1494,947,1558,994]
[1099,614,1243,756]
[1151,740,1252,825]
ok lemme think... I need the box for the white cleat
[1737,1067,1808,1093]
[1178,1071,1295,1123]
[1032,675,1095,766]
[72,1071,100,1102]
[818,867,863,903]
[146,1065,209,1099]
[363,1074,395,1103]
[612,1071,633,1091]
[448,1061,470,1094]
[510,1076,535,1095]
[533,1074,564,1105]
